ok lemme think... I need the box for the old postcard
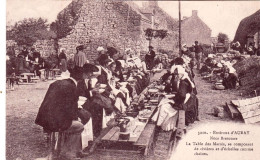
[4,0,260,160]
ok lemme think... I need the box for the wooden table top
[101,105,157,144]
[20,73,35,76]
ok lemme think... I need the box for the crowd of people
[231,41,260,56]
[6,46,67,90]
[152,44,200,131]
[34,44,173,159]
[16,38,258,159]
[11,39,255,159]
[200,54,239,90]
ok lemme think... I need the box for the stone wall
[58,0,179,62]
[33,40,57,57]
[58,0,146,62]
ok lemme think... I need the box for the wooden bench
[167,110,186,159]
[19,73,35,83]
[49,69,61,79]
[133,123,156,156]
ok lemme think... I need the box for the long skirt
[60,59,67,72]
[183,94,199,125]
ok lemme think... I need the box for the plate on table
[99,84,107,88]
[165,94,175,98]
[150,99,158,103]
[138,116,148,122]
[148,88,159,93]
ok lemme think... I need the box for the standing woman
[58,48,67,72]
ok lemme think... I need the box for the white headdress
[97,46,105,52]
[59,48,65,52]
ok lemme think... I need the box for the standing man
[194,41,203,70]
[74,45,88,68]
[35,63,98,159]
[145,46,156,70]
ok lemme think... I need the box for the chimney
[192,10,198,17]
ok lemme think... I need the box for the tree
[144,28,168,46]
[217,32,229,43]
[7,18,56,46]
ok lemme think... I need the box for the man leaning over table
[35,63,99,160]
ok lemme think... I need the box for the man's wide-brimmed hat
[76,45,84,51]
[98,54,112,65]
[148,46,153,49]
[83,63,99,74]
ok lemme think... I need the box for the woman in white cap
[172,65,199,125]
[181,44,191,57]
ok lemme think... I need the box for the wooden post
[178,0,182,55]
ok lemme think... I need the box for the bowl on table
[138,116,148,122]
[119,132,130,140]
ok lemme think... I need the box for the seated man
[35,63,98,159]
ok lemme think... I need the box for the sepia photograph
[4,0,260,160]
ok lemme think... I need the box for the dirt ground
[6,70,243,160]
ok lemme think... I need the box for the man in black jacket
[145,46,156,70]
[35,63,98,159]
[194,41,203,70]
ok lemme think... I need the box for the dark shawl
[35,79,78,132]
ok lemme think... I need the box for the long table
[90,70,167,156]
[99,104,157,156]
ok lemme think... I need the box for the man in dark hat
[35,63,98,159]
[145,46,156,70]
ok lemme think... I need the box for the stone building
[58,0,179,62]
[181,10,212,46]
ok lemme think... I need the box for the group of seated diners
[152,56,199,132]
[35,46,163,159]
[200,54,239,90]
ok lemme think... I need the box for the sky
[6,0,260,40]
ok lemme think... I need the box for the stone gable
[181,10,212,46]
[58,0,179,62]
